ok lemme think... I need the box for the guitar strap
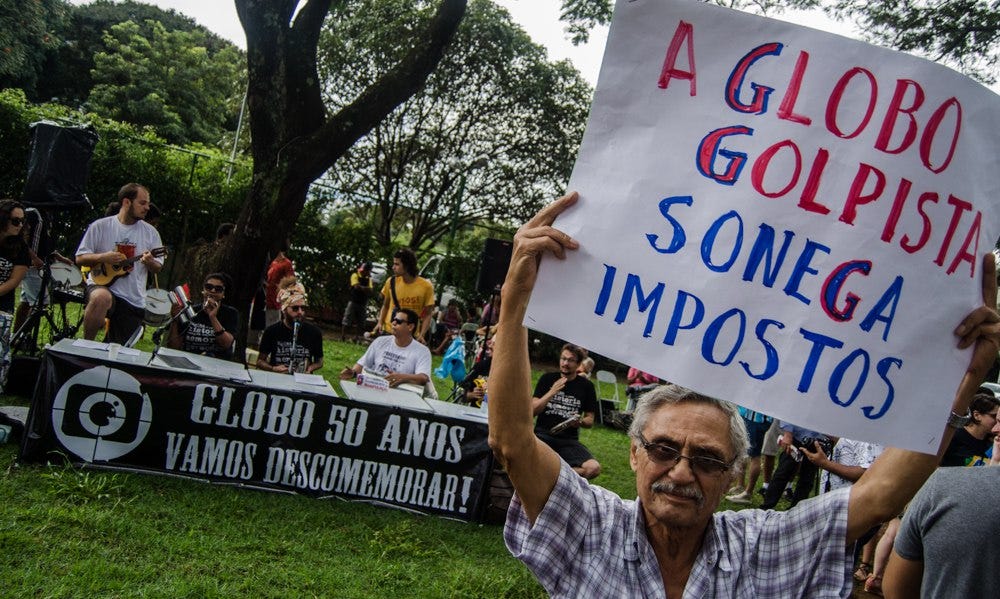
[390,276,401,313]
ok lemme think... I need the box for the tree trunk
[198,0,467,359]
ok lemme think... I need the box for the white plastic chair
[594,370,621,425]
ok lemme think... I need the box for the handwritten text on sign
[526,0,1000,452]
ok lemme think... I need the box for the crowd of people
[3,184,998,598]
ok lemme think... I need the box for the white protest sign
[525,0,1000,453]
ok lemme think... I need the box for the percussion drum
[143,288,172,327]
[49,263,83,289]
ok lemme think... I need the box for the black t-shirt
[532,372,597,440]
[941,427,992,467]
[180,303,240,359]
[0,241,30,312]
[259,319,324,371]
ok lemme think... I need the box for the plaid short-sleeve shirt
[505,461,853,598]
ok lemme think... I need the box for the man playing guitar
[76,183,165,344]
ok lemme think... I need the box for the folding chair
[594,370,622,425]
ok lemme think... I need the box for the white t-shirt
[76,216,163,308]
[358,335,432,379]
[821,438,884,492]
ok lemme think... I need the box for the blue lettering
[646,196,693,254]
[797,328,844,392]
[740,319,785,380]
[742,224,796,288]
[701,211,743,273]
[663,291,705,346]
[783,239,831,305]
[860,276,903,342]
[828,348,870,407]
[701,308,746,366]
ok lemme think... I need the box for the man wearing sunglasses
[257,277,323,374]
[489,193,1000,598]
[340,307,431,390]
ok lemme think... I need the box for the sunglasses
[8,217,23,227]
[288,305,306,312]
[203,284,225,293]
[637,433,732,475]
[391,317,410,325]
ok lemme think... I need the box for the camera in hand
[795,436,833,455]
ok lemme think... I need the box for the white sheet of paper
[293,372,329,387]
[527,0,1000,453]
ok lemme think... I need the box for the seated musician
[167,273,238,360]
[75,183,164,344]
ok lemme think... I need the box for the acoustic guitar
[90,247,168,286]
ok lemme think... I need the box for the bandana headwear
[277,277,308,311]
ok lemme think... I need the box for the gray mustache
[651,480,705,506]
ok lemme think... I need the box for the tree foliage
[0,88,251,287]
[827,0,1000,83]
[0,0,67,93]
[319,0,591,251]
[558,0,820,44]
[87,19,243,145]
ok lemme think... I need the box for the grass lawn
[0,325,778,597]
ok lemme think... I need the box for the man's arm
[489,192,579,524]
[846,253,1000,543]
[883,552,924,599]
[374,292,390,335]
[801,443,866,483]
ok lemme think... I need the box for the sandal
[864,574,883,597]
[854,561,872,582]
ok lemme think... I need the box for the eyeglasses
[637,433,733,475]
[8,217,23,227]
[203,284,225,293]
[391,317,410,325]
[288,305,306,312]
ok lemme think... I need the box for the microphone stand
[289,320,301,374]
[148,304,204,364]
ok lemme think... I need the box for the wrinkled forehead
[644,401,734,452]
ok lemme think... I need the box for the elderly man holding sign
[488,192,1000,597]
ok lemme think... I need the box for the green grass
[1,326,780,597]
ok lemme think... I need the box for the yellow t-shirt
[378,275,435,332]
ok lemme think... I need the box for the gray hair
[627,383,749,469]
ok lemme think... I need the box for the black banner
[20,347,493,521]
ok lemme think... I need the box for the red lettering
[947,211,981,277]
[658,21,697,96]
[900,192,939,254]
[797,147,831,215]
[776,51,812,126]
[826,68,878,139]
[935,195,973,267]
[920,98,962,174]
[875,79,924,155]
[751,140,801,197]
[840,164,886,225]
[880,178,912,243]
[696,126,754,184]
[725,42,783,114]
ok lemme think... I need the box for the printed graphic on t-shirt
[116,241,136,260]
[542,391,581,420]
[0,257,13,284]
[271,340,312,370]
[184,322,217,355]
[371,348,412,376]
